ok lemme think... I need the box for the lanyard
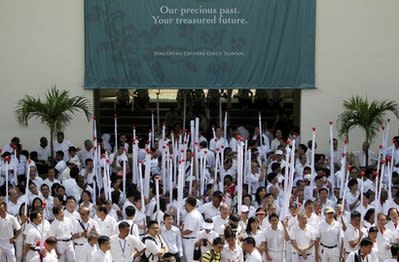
[119,239,127,257]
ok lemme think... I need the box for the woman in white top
[221,226,244,262]
[243,217,264,254]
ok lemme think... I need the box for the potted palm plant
[15,86,91,162]
[338,95,399,166]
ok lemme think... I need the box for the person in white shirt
[161,213,183,261]
[262,213,289,262]
[74,206,100,259]
[245,161,265,195]
[345,237,373,262]
[243,236,262,262]
[209,128,227,152]
[376,213,395,261]
[110,221,146,262]
[49,206,76,262]
[24,209,46,262]
[40,184,55,221]
[198,191,222,220]
[344,211,367,256]
[77,140,94,168]
[79,231,98,262]
[29,236,58,262]
[33,137,51,163]
[94,205,118,237]
[182,197,203,262]
[53,132,75,161]
[91,235,113,262]
[353,142,378,167]
[80,158,95,186]
[213,204,231,237]
[143,220,169,262]
[64,196,80,220]
[42,168,60,190]
[290,211,317,262]
[0,202,21,262]
[195,219,219,255]
[7,187,22,216]
[222,226,244,262]
[28,164,43,190]
[316,206,343,262]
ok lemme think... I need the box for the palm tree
[16,86,91,161]
[338,95,399,166]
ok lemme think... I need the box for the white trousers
[182,238,196,262]
[292,252,315,262]
[320,246,339,262]
[0,240,16,262]
[56,242,75,262]
[266,250,285,262]
[285,243,293,262]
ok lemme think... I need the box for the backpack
[140,235,163,262]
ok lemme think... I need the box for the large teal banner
[84,0,315,89]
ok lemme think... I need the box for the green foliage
[15,86,91,160]
[338,96,399,143]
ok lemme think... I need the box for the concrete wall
[0,0,92,150]
[301,0,399,153]
[0,0,398,153]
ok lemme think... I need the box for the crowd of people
[0,124,399,262]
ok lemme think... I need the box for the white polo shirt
[110,234,146,262]
[290,224,316,254]
[198,202,220,220]
[221,241,244,262]
[317,219,342,247]
[245,249,262,262]
[91,249,113,262]
[0,213,21,240]
[344,224,367,253]
[263,223,285,251]
[94,215,118,237]
[183,208,203,238]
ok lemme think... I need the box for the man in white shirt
[91,235,113,262]
[182,197,203,262]
[0,202,21,262]
[213,204,231,237]
[7,187,22,216]
[316,207,343,262]
[161,214,183,261]
[345,237,373,262]
[43,168,60,189]
[74,207,100,259]
[263,213,289,262]
[143,220,169,262]
[353,142,378,167]
[110,221,146,262]
[40,184,55,221]
[64,196,80,220]
[243,237,262,262]
[53,132,75,161]
[198,191,222,220]
[290,211,317,262]
[24,209,46,262]
[210,128,227,152]
[94,205,118,237]
[33,137,51,163]
[77,140,94,168]
[344,211,367,256]
[49,206,76,262]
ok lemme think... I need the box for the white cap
[275,150,283,155]
[240,205,249,213]
[202,221,214,230]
